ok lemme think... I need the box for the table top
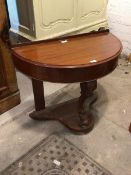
[12,32,122,83]
[12,32,122,68]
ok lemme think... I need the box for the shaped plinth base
[30,80,97,134]
[30,94,97,133]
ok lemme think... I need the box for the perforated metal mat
[1,134,112,175]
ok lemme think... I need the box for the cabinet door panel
[78,0,108,28]
[36,0,77,39]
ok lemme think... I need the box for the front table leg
[32,78,45,111]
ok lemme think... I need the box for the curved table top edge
[12,32,122,70]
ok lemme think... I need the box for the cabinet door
[6,0,35,37]
[35,0,77,39]
[77,0,108,30]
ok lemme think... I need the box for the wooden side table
[11,32,122,133]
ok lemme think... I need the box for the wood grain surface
[0,0,7,34]
[12,32,122,133]
[12,32,122,68]
[12,32,122,83]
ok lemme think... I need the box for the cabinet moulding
[39,0,76,29]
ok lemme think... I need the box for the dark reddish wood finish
[79,81,97,128]
[32,78,45,111]
[12,32,122,83]
[30,81,97,133]
[11,32,122,133]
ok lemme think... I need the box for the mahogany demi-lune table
[11,32,122,133]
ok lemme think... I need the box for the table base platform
[30,95,97,133]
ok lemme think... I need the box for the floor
[0,58,131,175]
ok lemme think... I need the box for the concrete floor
[0,58,131,175]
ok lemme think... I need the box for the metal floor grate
[2,134,112,175]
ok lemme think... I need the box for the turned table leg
[32,78,45,111]
[79,81,97,128]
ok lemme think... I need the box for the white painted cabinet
[77,0,108,34]
[7,0,108,41]
[34,0,77,40]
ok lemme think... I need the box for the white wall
[107,0,131,55]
